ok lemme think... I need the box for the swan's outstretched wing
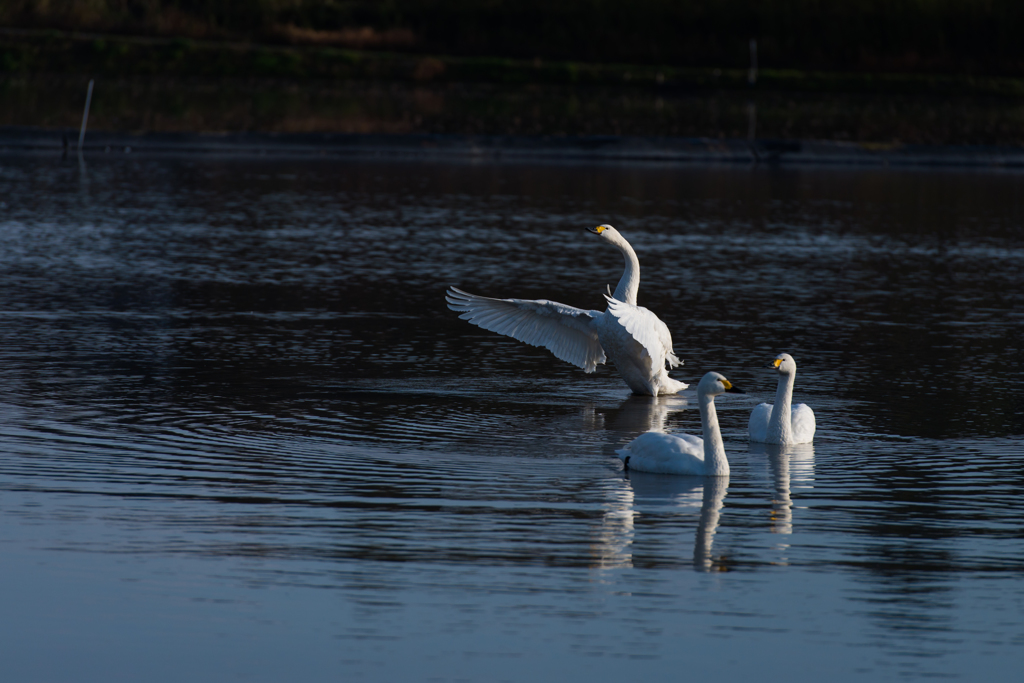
[791,404,816,444]
[603,295,681,369]
[748,403,773,442]
[446,286,606,372]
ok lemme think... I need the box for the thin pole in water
[746,39,758,149]
[748,39,758,85]
[78,79,94,151]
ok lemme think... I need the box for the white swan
[748,353,816,444]
[616,372,744,475]
[445,225,687,396]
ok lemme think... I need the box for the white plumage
[748,353,816,444]
[446,225,687,396]
[444,290,607,372]
[603,295,681,369]
[616,372,744,476]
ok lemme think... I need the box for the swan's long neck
[767,371,796,443]
[609,235,640,305]
[698,393,730,476]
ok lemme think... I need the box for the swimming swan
[445,225,687,396]
[616,372,744,475]
[748,353,815,444]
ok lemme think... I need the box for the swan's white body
[600,295,686,396]
[748,353,815,444]
[616,372,742,476]
[445,225,687,396]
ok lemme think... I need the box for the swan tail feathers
[659,377,689,395]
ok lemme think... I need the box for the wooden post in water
[78,79,94,152]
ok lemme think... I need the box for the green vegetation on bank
[2,0,1024,77]
[4,29,1024,100]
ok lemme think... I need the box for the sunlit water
[1,153,1023,682]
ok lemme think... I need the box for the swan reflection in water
[590,395,730,572]
[746,441,815,566]
[748,442,816,536]
[593,469,731,572]
[595,394,690,456]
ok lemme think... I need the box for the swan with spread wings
[445,225,687,396]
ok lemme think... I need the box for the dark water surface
[1,154,1022,682]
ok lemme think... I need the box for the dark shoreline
[4,126,1024,169]
[6,29,1024,148]
[5,26,1024,98]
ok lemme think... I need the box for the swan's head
[698,371,745,397]
[767,353,797,375]
[587,224,623,243]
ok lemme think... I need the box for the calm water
[1,153,1023,682]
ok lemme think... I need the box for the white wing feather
[603,295,681,369]
[616,431,705,475]
[791,404,816,443]
[445,286,606,372]
[748,403,772,442]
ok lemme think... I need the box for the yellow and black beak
[722,379,745,394]
[587,225,605,235]
[764,358,783,370]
